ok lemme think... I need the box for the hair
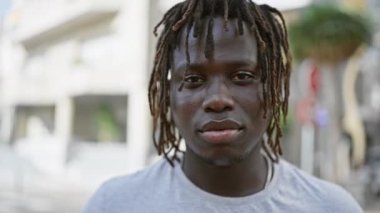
[148,0,292,166]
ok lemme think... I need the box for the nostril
[202,95,234,113]
[204,106,232,113]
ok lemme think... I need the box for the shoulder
[277,160,362,212]
[101,158,170,190]
[83,158,173,213]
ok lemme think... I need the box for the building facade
[0,0,152,185]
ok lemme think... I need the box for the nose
[202,79,234,113]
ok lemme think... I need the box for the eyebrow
[174,60,257,73]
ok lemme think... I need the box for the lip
[198,119,244,143]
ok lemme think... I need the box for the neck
[182,146,268,197]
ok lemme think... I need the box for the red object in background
[309,64,320,97]
[297,63,320,125]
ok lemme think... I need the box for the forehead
[173,17,258,69]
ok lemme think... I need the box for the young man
[84,0,362,212]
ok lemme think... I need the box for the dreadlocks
[149,0,292,166]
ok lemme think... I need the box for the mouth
[198,119,244,143]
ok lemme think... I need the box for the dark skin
[170,17,270,197]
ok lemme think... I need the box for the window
[72,95,127,143]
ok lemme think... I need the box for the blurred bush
[289,5,372,63]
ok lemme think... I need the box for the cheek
[233,86,263,114]
[170,89,201,126]
[233,86,270,133]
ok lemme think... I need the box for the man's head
[149,0,291,166]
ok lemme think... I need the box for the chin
[198,142,262,167]
[198,151,248,167]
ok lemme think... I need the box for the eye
[231,71,257,83]
[184,74,205,87]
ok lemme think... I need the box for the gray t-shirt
[83,158,362,213]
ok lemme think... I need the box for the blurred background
[0,0,379,212]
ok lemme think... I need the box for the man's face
[170,17,269,166]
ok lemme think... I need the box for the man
[84,0,362,212]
